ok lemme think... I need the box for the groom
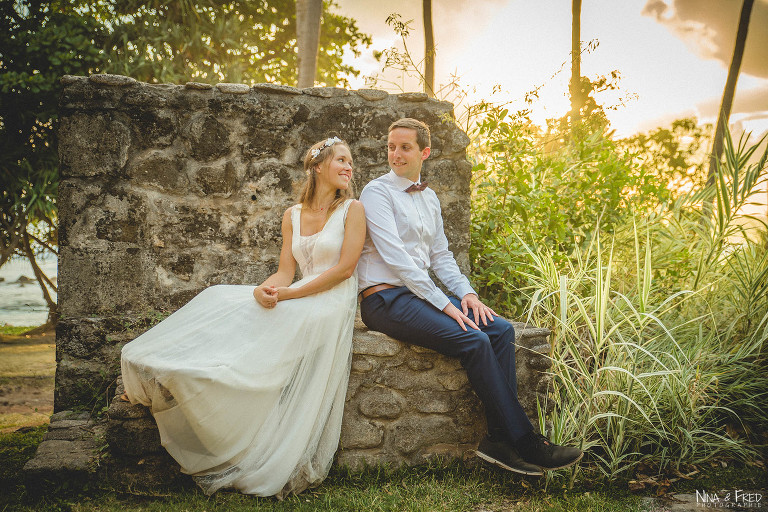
[357,118,583,475]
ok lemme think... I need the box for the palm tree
[707,0,755,185]
[423,0,435,97]
[569,0,583,126]
[296,0,323,88]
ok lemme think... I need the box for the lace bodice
[291,200,352,279]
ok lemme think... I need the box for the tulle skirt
[121,276,357,497]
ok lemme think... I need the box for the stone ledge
[103,321,551,474]
[23,412,105,492]
[88,74,138,86]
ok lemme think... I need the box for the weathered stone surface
[50,410,91,422]
[253,83,302,95]
[61,75,86,85]
[339,417,384,449]
[392,415,456,455]
[185,82,214,90]
[303,87,349,98]
[398,92,429,102]
[407,357,434,371]
[128,109,177,148]
[127,151,188,191]
[353,331,402,357]
[355,89,389,101]
[54,74,552,481]
[437,370,469,391]
[24,439,97,474]
[59,113,130,178]
[107,417,163,456]
[182,113,232,161]
[23,415,105,492]
[351,356,374,373]
[216,82,251,94]
[358,386,405,419]
[410,389,455,414]
[89,74,137,86]
[108,396,151,420]
[192,160,240,196]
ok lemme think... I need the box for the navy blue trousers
[360,286,534,443]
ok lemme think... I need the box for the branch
[21,230,58,310]
[27,232,59,256]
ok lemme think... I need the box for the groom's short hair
[389,118,431,150]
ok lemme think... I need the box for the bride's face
[316,145,353,190]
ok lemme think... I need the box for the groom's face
[388,127,431,182]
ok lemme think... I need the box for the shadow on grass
[9,426,760,512]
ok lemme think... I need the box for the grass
[2,427,763,512]
[0,425,652,511]
[0,325,39,336]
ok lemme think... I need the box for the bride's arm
[253,208,297,307]
[276,200,365,301]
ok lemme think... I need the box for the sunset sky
[334,0,768,138]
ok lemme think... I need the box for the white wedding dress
[121,199,357,497]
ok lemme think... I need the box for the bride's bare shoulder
[346,199,364,215]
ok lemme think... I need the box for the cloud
[642,0,768,78]
[696,84,768,117]
[636,84,768,134]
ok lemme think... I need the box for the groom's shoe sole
[475,450,544,476]
[532,450,585,471]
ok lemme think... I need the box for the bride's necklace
[307,200,333,212]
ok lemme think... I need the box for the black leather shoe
[476,436,544,476]
[515,431,583,470]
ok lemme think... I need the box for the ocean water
[0,257,57,327]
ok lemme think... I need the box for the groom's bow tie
[405,182,428,193]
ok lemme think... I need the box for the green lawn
[3,427,765,512]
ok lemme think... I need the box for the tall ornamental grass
[470,111,768,483]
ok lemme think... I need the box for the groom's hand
[442,303,479,332]
[461,293,498,327]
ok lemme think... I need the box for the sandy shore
[0,329,55,433]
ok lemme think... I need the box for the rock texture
[56,74,474,412]
[46,74,552,484]
[22,411,103,491]
[102,315,552,476]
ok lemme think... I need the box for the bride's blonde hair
[298,138,354,216]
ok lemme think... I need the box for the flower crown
[310,136,343,159]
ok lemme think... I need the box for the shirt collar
[387,169,422,191]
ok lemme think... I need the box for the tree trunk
[296,0,323,88]
[707,0,754,186]
[569,0,583,126]
[423,0,435,97]
[21,230,58,326]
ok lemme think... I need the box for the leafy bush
[469,108,768,483]
[469,107,673,316]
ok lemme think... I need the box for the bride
[120,136,365,497]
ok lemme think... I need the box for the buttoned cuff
[455,282,477,300]
[425,290,451,312]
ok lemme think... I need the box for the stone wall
[55,74,551,474]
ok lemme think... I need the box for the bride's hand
[275,287,296,301]
[253,285,278,308]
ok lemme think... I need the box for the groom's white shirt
[358,170,476,311]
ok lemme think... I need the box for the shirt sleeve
[360,183,452,311]
[428,196,477,299]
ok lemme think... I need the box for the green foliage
[0,324,40,335]
[469,106,672,316]
[81,0,371,86]
[470,120,768,485]
[619,118,712,196]
[0,2,104,266]
[1,0,372,321]
[0,425,47,508]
